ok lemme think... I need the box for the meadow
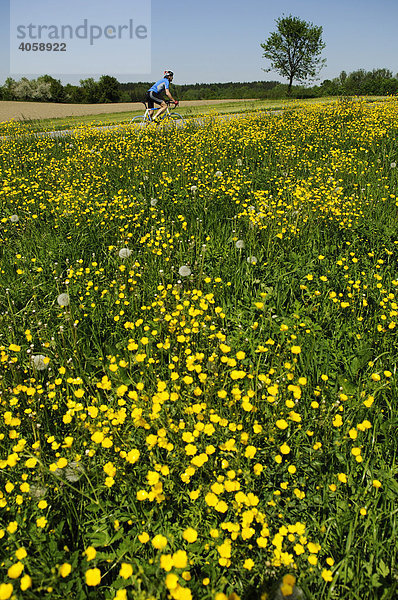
[0,98,398,600]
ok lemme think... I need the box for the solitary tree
[261,15,326,94]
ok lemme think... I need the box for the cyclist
[146,70,178,123]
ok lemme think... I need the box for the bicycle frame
[145,104,173,122]
[131,100,183,126]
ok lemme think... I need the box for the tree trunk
[287,74,294,96]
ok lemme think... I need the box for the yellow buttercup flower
[119,563,133,579]
[84,546,97,561]
[0,584,14,600]
[7,562,24,579]
[59,563,72,577]
[290,345,301,354]
[152,534,168,550]
[182,528,198,543]
[20,575,32,590]
[172,550,188,569]
[280,443,290,455]
[85,568,101,586]
[165,573,179,590]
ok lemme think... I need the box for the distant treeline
[1,69,398,103]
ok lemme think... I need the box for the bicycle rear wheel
[170,113,183,120]
[170,113,185,128]
[130,115,147,126]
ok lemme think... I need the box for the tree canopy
[261,15,326,94]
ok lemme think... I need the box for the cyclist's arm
[165,89,177,103]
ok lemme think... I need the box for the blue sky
[1,0,398,85]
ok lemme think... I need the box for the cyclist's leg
[146,92,155,120]
[151,93,168,121]
[153,102,168,122]
[148,92,164,121]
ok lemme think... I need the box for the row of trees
[0,76,282,103]
[280,68,398,99]
[119,80,281,102]
[320,69,398,96]
[1,74,121,103]
[1,69,398,104]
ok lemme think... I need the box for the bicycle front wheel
[170,113,185,128]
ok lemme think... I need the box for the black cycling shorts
[146,90,164,109]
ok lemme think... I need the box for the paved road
[2,119,187,140]
[1,110,279,141]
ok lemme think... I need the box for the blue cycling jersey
[149,78,170,94]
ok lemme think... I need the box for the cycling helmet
[164,70,174,78]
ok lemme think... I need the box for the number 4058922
[18,42,66,51]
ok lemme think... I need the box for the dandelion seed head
[57,293,70,307]
[30,483,47,499]
[150,198,158,207]
[10,215,19,223]
[235,240,245,249]
[64,462,85,483]
[119,248,132,259]
[247,256,258,265]
[178,265,191,277]
[30,355,49,371]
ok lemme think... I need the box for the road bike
[130,100,184,128]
